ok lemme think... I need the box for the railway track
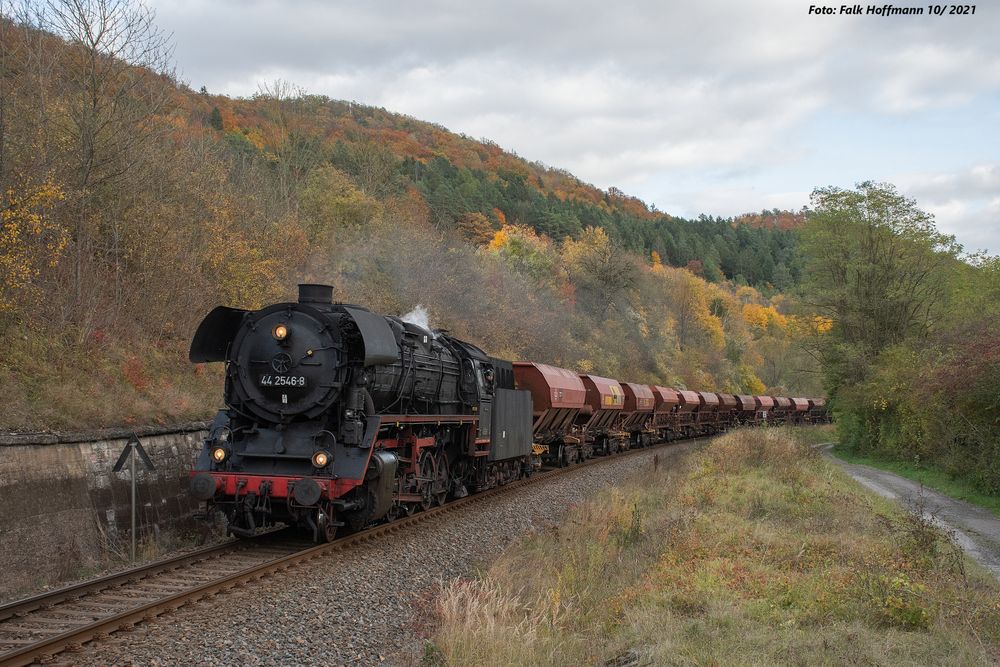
[0,531,312,666]
[0,437,698,666]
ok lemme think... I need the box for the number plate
[259,375,306,387]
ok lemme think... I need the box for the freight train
[188,284,827,542]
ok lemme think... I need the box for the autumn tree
[485,224,559,289]
[254,80,326,212]
[299,164,382,240]
[34,0,174,311]
[335,139,401,200]
[455,211,495,246]
[561,226,636,317]
[665,268,724,352]
[795,181,1000,491]
[0,178,66,319]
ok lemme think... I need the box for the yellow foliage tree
[667,268,725,351]
[742,303,788,334]
[485,225,561,289]
[299,165,383,241]
[456,212,495,246]
[0,180,67,314]
[487,226,509,251]
[813,315,834,334]
[650,250,663,271]
[561,226,636,316]
[201,203,306,308]
[734,284,759,304]
[787,314,834,337]
[738,365,767,394]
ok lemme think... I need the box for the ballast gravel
[72,443,696,666]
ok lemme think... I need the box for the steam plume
[402,305,434,336]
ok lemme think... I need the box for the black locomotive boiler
[188,284,533,541]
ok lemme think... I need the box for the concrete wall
[0,423,208,599]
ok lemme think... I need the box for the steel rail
[2,543,232,625]
[0,528,292,624]
[0,436,700,666]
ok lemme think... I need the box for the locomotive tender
[188,284,827,541]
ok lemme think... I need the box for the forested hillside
[201,91,803,290]
[0,4,820,431]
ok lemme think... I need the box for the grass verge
[831,446,1000,518]
[426,427,1000,666]
[0,335,221,431]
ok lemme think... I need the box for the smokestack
[298,283,333,304]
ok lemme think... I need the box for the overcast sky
[150,0,999,253]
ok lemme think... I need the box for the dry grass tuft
[427,427,1000,666]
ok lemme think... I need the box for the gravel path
[67,442,697,666]
[824,445,1000,581]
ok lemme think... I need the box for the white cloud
[874,45,1000,113]
[895,165,1000,253]
[659,187,811,221]
[895,164,1000,200]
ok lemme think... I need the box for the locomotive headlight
[311,450,331,468]
[211,446,229,463]
[272,323,288,341]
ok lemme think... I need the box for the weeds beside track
[431,427,1000,666]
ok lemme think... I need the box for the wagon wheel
[433,452,450,506]
[419,451,436,511]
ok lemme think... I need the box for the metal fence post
[113,434,155,563]
[131,440,137,562]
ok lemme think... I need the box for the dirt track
[824,445,1000,580]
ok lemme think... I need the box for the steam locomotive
[188,284,827,542]
[188,284,533,542]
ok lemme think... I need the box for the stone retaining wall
[0,423,209,599]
